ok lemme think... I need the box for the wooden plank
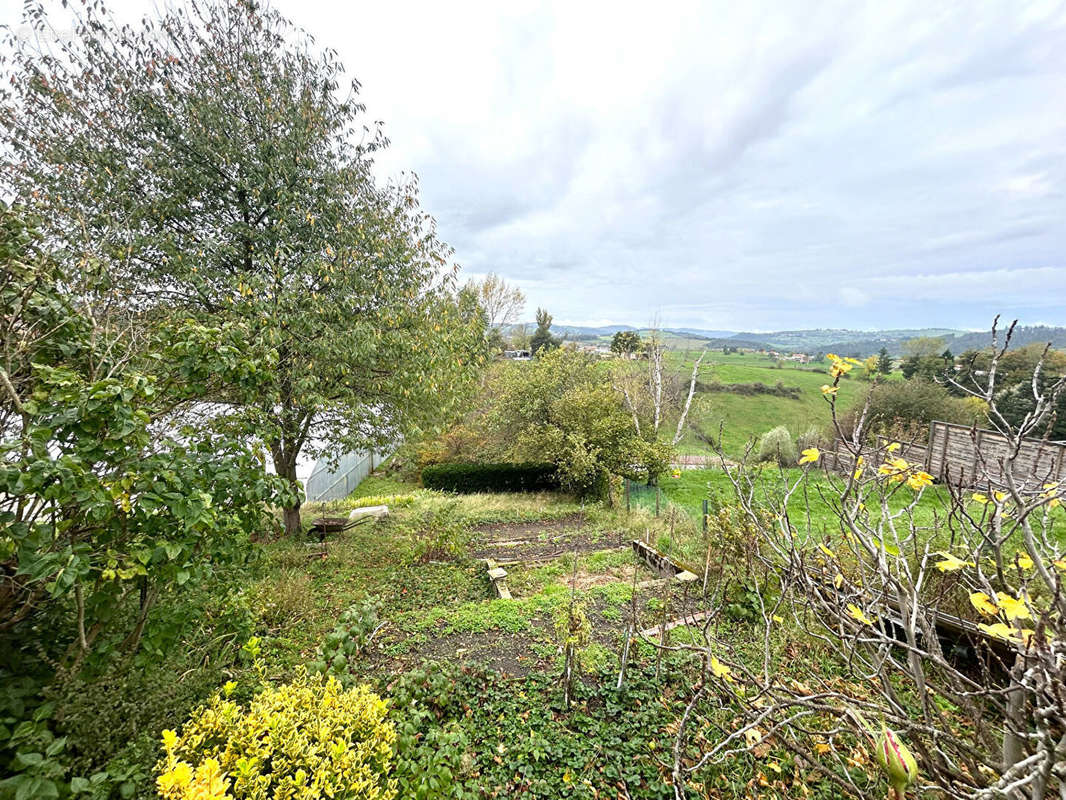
[640,609,715,638]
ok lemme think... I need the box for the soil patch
[472,512,587,542]
[472,531,626,562]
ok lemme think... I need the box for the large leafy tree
[610,330,642,358]
[2,0,485,532]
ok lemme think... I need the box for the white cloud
[3,0,1065,330]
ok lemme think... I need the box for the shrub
[756,426,796,466]
[839,378,972,441]
[796,425,824,454]
[309,597,384,682]
[421,462,560,493]
[695,380,801,399]
[410,501,469,563]
[156,669,396,800]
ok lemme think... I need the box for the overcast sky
[5,0,1066,332]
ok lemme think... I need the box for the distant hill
[503,323,1066,356]
[728,328,961,353]
[945,325,1066,353]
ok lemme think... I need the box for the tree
[611,330,704,483]
[508,323,531,351]
[467,273,524,354]
[668,337,1066,799]
[610,330,642,358]
[2,0,485,533]
[954,342,1066,438]
[0,203,291,664]
[530,308,561,355]
[860,355,879,380]
[901,336,946,358]
[838,378,973,441]
[483,349,664,495]
[468,273,525,331]
[877,347,893,375]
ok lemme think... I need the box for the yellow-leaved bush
[156,668,397,800]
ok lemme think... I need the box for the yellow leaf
[995,592,1031,621]
[1014,554,1034,570]
[906,471,933,491]
[934,553,972,572]
[834,573,844,589]
[799,447,820,465]
[710,656,733,681]
[847,604,874,625]
[969,592,998,616]
[819,543,836,559]
[977,622,1035,645]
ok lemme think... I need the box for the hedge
[421,462,560,493]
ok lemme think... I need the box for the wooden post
[925,421,935,471]
[655,487,661,516]
[1056,445,1065,483]
[939,423,950,482]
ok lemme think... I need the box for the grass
[664,350,869,457]
[657,466,951,528]
[48,460,983,799]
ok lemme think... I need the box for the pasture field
[662,350,869,457]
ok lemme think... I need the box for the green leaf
[69,777,91,794]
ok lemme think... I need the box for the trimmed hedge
[421,462,560,493]
[695,380,801,400]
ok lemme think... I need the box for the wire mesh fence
[305,448,393,502]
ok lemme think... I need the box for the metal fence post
[702,499,709,533]
[655,486,661,516]
[625,479,630,514]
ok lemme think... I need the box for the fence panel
[305,448,392,502]
[831,422,1066,490]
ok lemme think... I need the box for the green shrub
[308,597,383,682]
[842,378,972,440]
[410,501,469,563]
[420,462,560,493]
[757,425,796,466]
[156,669,396,800]
[796,425,824,454]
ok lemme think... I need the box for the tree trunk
[272,452,303,536]
[283,503,302,536]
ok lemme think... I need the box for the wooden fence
[829,421,1066,489]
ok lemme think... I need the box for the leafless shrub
[662,319,1066,800]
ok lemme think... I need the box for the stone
[675,570,699,583]
[348,505,388,520]
[487,567,508,581]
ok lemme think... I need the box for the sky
[4,0,1066,332]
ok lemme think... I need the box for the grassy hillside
[665,350,869,457]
